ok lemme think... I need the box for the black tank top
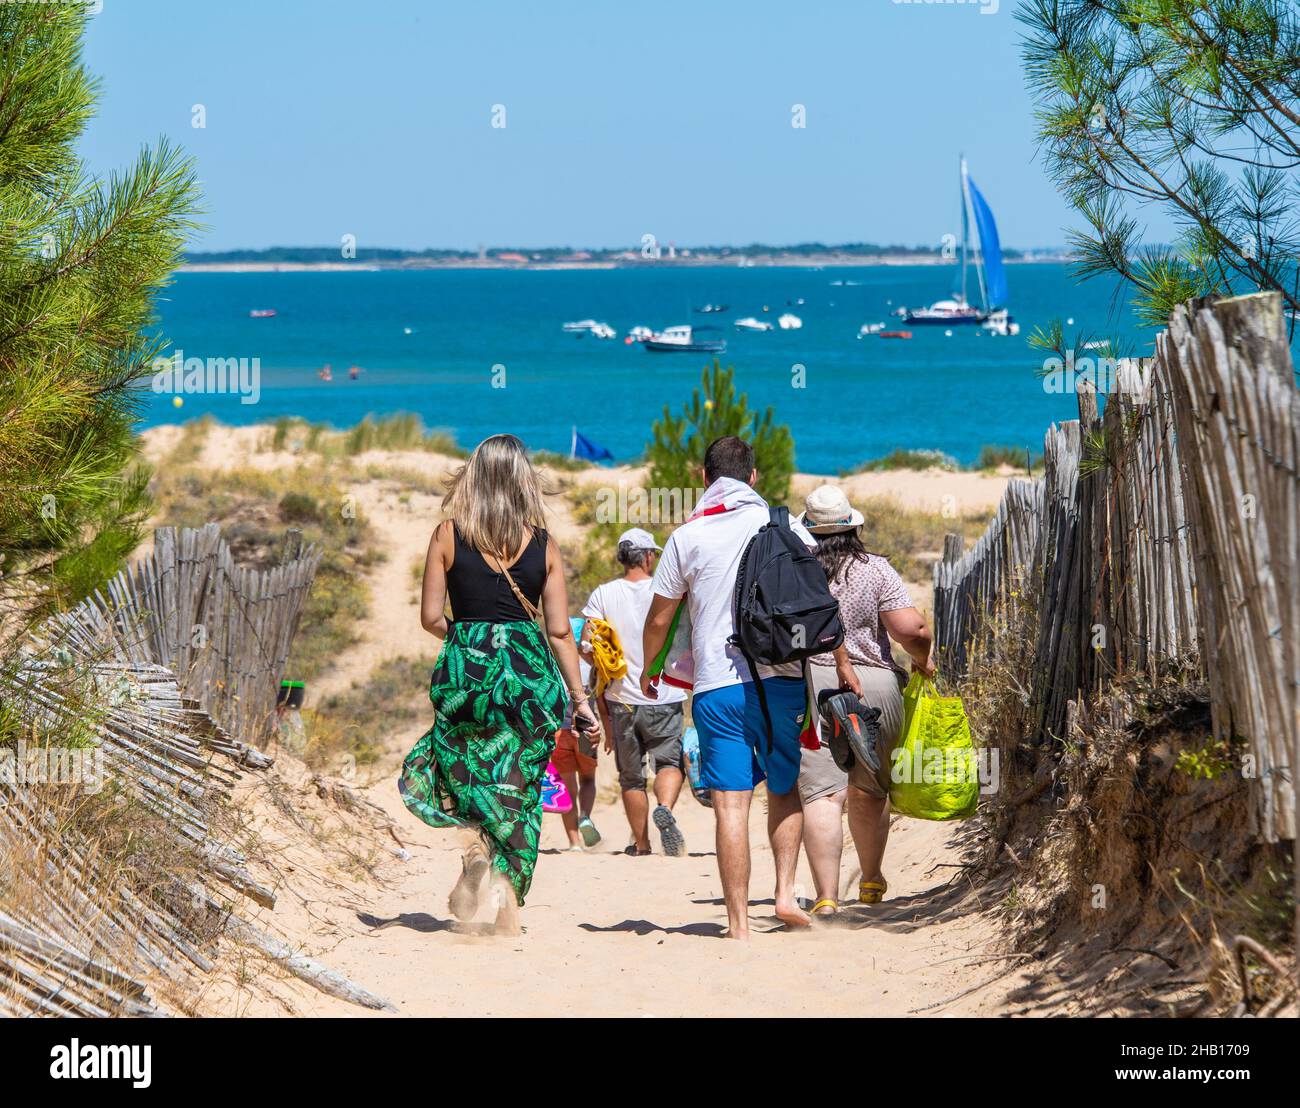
[447,525,547,622]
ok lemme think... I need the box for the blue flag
[571,428,613,462]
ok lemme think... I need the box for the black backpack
[729,506,844,750]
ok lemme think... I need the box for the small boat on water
[625,325,653,344]
[858,322,886,338]
[778,313,802,330]
[899,158,1011,328]
[879,330,913,340]
[643,325,726,353]
[563,319,616,338]
[900,298,985,326]
[249,308,277,318]
[981,308,1021,337]
[735,317,774,332]
[694,303,729,313]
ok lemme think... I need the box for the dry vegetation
[149,420,384,682]
[958,596,1294,1017]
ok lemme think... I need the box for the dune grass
[264,413,466,460]
[301,656,436,776]
[843,444,1041,476]
[843,448,959,474]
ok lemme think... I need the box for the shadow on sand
[357,911,502,937]
[579,918,728,938]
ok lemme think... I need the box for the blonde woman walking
[399,434,598,929]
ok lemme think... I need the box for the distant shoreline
[181,254,1069,274]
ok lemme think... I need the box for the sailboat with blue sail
[901,158,1015,331]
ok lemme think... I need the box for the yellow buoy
[172,396,184,408]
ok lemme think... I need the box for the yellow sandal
[810,898,838,917]
[858,879,888,905]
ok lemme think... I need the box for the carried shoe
[817,689,882,774]
[652,804,685,857]
[858,878,888,905]
[577,816,601,848]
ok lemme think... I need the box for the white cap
[617,527,662,551]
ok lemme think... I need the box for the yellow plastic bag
[889,674,979,821]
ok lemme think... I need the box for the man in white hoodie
[640,436,861,940]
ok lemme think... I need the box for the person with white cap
[580,527,688,856]
[796,483,935,914]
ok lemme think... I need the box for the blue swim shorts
[691,676,806,796]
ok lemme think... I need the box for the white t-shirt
[582,577,685,706]
[651,478,817,695]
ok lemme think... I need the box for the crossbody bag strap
[484,549,545,625]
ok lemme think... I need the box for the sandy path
[314,479,442,702]
[256,780,1024,1018]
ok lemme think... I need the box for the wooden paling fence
[2,528,395,1016]
[934,292,1298,845]
[45,523,321,748]
[0,662,270,1016]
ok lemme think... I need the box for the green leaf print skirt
[398,620,568,905]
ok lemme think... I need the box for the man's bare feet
[448,842,489,921]
[721,927,751,942]
[774,899,812,928]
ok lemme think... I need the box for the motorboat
[643,325,726,353]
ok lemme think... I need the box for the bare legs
[712,786,812,939]
[846,787,890,885]
[802,789,847,907]
[621,786,651,852]
[654,766,684,810]
[560,770,596,848]
[621,766,684,852]
[769,788,811,928]
[711,789,753,939]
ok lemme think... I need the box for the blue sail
[966,174,1008,308]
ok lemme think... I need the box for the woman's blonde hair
[442,434,549,557]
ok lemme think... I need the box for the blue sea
[141,264,1155,473]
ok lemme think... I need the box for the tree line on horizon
[183,241,1040,264]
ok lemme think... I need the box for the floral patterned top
[810,553,913,673]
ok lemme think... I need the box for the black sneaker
[817,689,882,774]
[652,804,685,857]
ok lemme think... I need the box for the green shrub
[843,449,957,474]
[648,360,794,504]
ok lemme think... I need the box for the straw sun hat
[798,484,865,534]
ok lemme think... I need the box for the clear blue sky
[77,0,1169,253]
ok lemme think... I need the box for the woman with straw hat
[796,484,936,915]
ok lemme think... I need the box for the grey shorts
[802,663,906,800]
[608,701,684,790]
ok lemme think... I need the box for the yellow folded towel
[586,618,628,695]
